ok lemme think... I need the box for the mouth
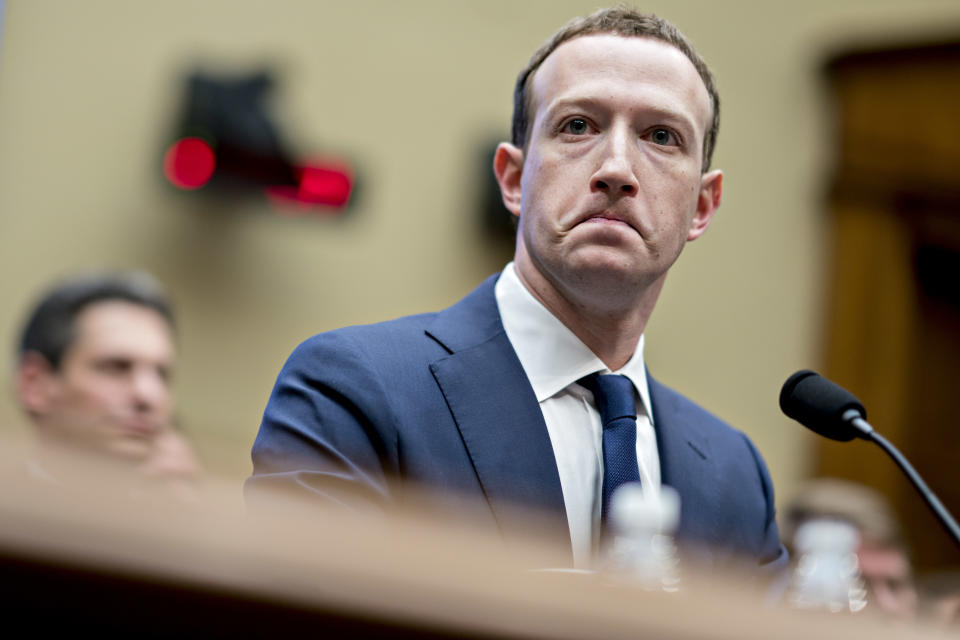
[117,418,162,438]
[574,210,639,234]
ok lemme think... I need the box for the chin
[564,247,644,279]
[105,436,155,462]
[562,254,664,300]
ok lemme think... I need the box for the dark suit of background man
[248,7,786,570]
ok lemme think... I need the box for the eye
[561,118,591,136]
[649,128,678,146]
[95,358,133,376]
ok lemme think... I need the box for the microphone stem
[865,429,960,548]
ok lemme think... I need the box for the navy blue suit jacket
[248,275,785,569]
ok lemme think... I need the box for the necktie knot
[579,373,637,425]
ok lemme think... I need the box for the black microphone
[780,370,960,548]
[779,370,871,442]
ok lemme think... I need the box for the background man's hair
[511,6,720,171]
[18,271,174,369]
[782,477,908,552]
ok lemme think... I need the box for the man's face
[496,34,721,307]
[28,301,175,461]
[858,543,918,618]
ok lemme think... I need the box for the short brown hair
[511,7,720,171]
[18,271,174,370]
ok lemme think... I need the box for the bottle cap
[609,483,680,534]
[794,518,860,553]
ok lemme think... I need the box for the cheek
[519,159,543,204]
[520,148,576,197]
[69,379,125,412]
[650,179,694,215]
[668,173,704,220]
[156,386,174,411]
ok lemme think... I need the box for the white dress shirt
[494,263,659,567]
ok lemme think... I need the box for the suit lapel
[426,277,570,553]
[648,375,718,541]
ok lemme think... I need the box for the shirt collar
[494,263,653,420]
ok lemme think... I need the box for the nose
[590,127,639,196]
[131,367,170,415]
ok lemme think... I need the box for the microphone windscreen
[779,370,867,441]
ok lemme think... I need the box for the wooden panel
[828,44,960,188]
[817,40,960,571]
[817,201,918,501]
[904,256,960,568]
[0,446,950,639]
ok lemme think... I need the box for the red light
[266,161,354,212]
[164,137,216,189]
[297,166,353,206]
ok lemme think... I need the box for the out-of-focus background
[1,0,958,572]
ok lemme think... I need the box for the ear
[16,352,60,417]
[493,142,524,219]
[687,169,722,242]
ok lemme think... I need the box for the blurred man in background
[14,271,201,499]
[783,478,919,619]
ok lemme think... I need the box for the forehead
[69,301,174,359]
[858,545,910,576]
[530,34,712,132]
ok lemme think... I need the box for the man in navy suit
[248,8,785,570]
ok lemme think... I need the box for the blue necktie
[579,373,641,530]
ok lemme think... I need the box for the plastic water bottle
[603,483,681,592]
[786,518,868,613]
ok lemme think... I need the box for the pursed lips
[575,210,640,234]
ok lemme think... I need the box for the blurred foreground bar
[0,444,948,639]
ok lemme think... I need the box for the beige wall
[1,0,958,504]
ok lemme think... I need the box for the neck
[513,261,664,371]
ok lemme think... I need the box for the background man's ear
[16,352,59,417]
[687,169,723,242]
[493,142,524,218]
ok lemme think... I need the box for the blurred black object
[163,68,354,210]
